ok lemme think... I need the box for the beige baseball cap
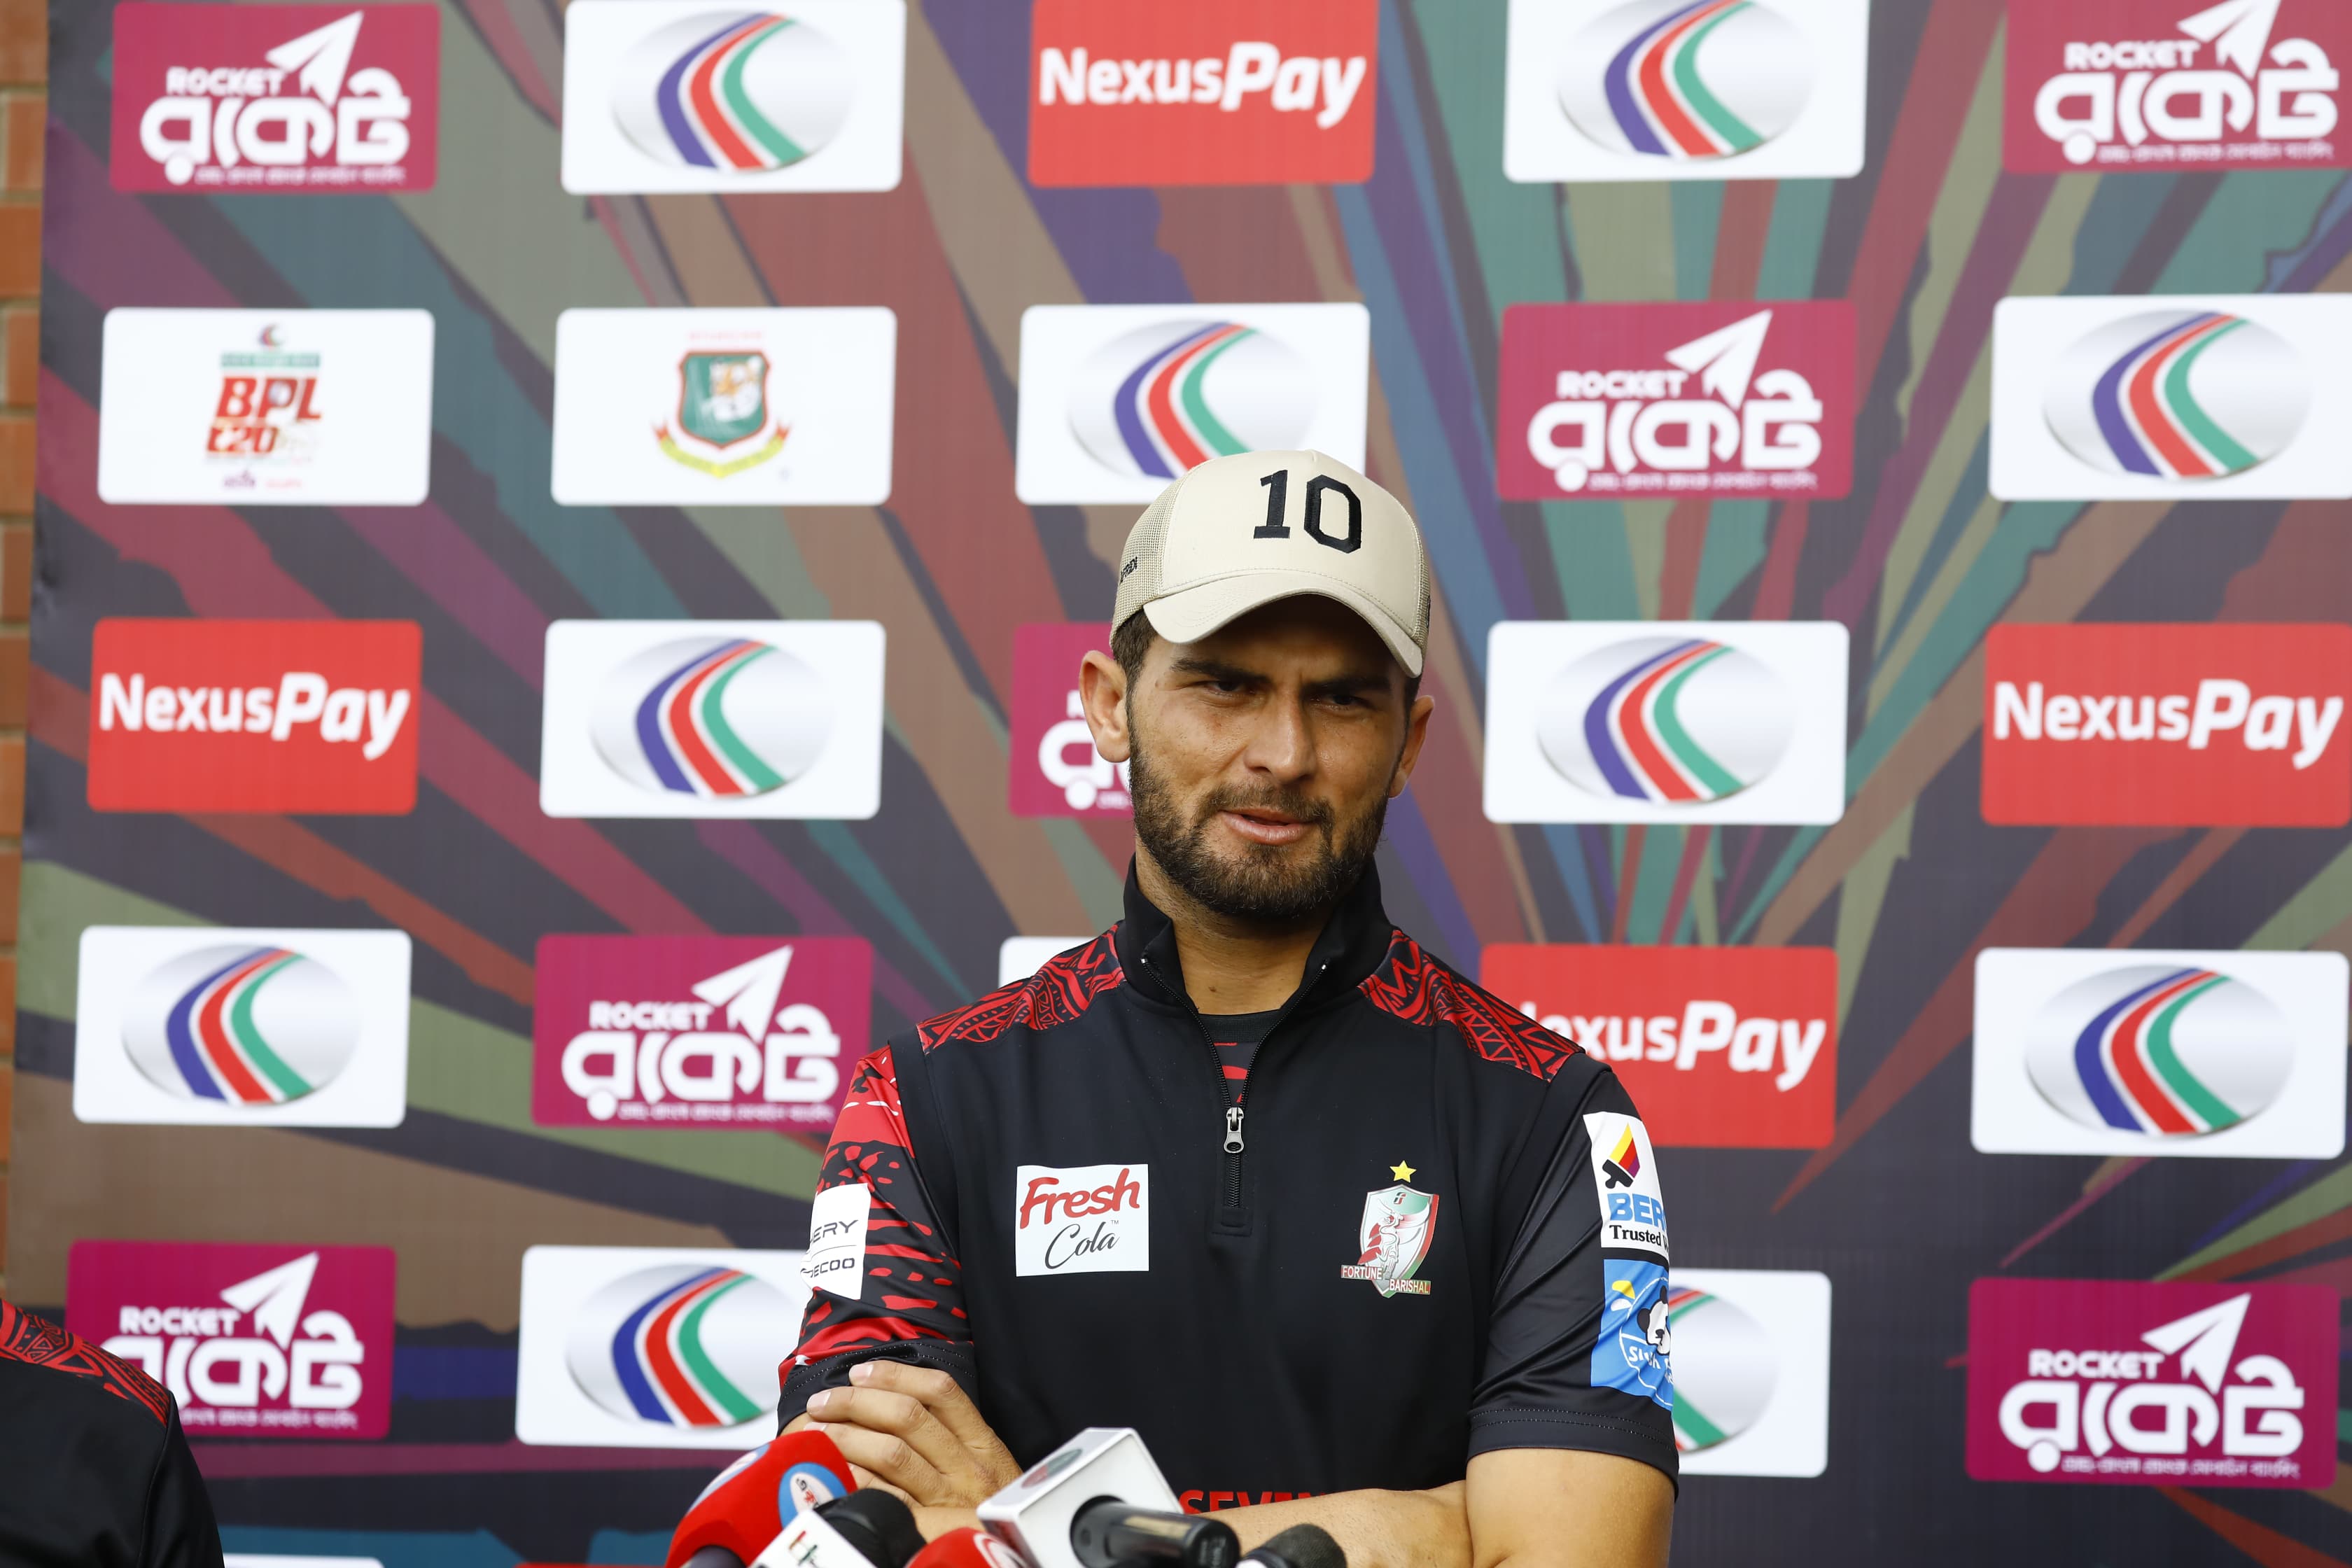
[1112,450,1432,678]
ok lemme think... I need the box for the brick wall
[0,0,43,1284]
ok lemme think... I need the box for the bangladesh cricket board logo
[1340,1178,1437,1298]
[658,348,789,477]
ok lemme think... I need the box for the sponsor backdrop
[18,0,2352,1564]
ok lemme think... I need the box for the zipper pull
[1223,1105,1246,1154]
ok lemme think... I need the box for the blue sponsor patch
[1592,1260,1674,1408]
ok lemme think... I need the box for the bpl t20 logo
[110,5,439,192]
[1011,624,1129,817]
[1494,303,1855,498]
[2006,0,2348,172]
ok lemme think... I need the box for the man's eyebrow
[1168,655,1266,683]
[1303,670,1396,699]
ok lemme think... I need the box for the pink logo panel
[1010,623,1130,817]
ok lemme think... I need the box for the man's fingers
[806,1387,974,1491]
[850,1362,1020,1486]
[813,1420,951,1505]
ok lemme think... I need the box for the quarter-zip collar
[1114,858,1395,1017]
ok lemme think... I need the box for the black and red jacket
[783,866,1678,1505]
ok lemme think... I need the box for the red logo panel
[2005,0,2351,174]
[1480,944,1836,1149]
[1028,0,1378,188]
[1494,302,1856,501]
[1010,623,1128,817]
[88,620,421,815]
[1982,624,2352,826]
[1966,1278,2338,1489]
[531,935,872,1133]
[67,1240,397,1440]
[110,4,440,192]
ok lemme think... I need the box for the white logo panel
[1670,1268,1831,1478]
[1503,0,1870,183]
[1972,947,2348,1158]
[1991,295,2352,500]
[1484,621,1848,824]
[551,308,897,506]
[97,309,433,506]
[1014,1163,1149,1277]
[538,620,884,820]
[73,926,412,1128]
[1014,304,1369,505]
[561,0,906,194]
[998,937,1088,986]
[802,1182,869,1301]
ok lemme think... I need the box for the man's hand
[799,1360,1022,1510]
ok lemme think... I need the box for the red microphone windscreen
[907,1527,1034,1568]
[666,1428,858,1568]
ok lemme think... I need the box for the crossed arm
[786,1362,1673,1568]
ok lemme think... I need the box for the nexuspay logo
[1484,622,1848,825]
[1973,948,2347,1158]
[1666,1268,1831,1478]
[561,1,906,193]
[1015,304,1369,505]
[74,927,412,1128]
[1991,295,2352,499]
[539,620,883,820]
[516,1246,806,1448]
[1504,0,1870,182]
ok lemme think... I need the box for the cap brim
[1142,572,1424,678]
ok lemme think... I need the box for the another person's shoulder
[904,929,1126,1056]
[1354,925,1597,1088]
[0,1298,172,1429]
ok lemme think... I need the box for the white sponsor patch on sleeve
[802,1182,870,1298]
[1583,1112,1669,1262]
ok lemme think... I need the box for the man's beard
[1128,733,1388,928]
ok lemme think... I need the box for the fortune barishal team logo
[1973,948,2348,1158]
[1016,304,1371,504]
[1991,295,2352,499]
[561,1,905,194]
[1485,622,1848,825]
[1502,0,1868,182]
[516,1247,806,1447]
[540,620,884,819]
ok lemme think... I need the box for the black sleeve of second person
[1467,1065,1680,1488]
[142,1401,225,1568]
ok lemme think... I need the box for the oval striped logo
[2024,965,2295,1138]
[566,1263,795,1427]
[1535,636,1793,804]
[120,945,361,1106]
[1665,1284,1777,1452]
[612,11,855,173]
[1067,320,1315,479]
[2042,309,2309,479]
[1558,0,1816,161]
[591,636,834,799]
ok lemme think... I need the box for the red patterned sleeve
[778,1046,976,1417]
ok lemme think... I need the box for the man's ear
[1079,650,1132,764]
[1388,691,1437,799]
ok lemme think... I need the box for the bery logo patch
[1027,0,1377,188]
[110,4,440,192]
[68,1241,396,1439]
[89,619,420,814]
[1010,624,1128,817]
[1983,624,2351,825]
[1967,1279,2338,1489]
[802,1183,870,1300]
[532,936,871,1132]
[1492,945,1837,1149]
[2005,0,2349,172]
[1014,1163,1149,1276]
[1496,302,1855,499]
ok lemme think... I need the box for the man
[783,451,1676,1568]
[0,1299,225,1567]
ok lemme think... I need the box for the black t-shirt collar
[1113,857,1394,1016]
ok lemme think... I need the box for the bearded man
[781,451,1676,1568]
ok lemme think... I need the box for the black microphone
[813,1492,930,1568]
[1241,1525,1344,1568]
[1068,1499,1238,1568]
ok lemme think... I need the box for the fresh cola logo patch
[1967,1278,2338,1489]
[69,1241,396,1439]
[89,619,419,815]
[1494,945,1837,1148]
[1495,302,1855,498]
[1014,1163,1149,1276]
[2005,0,2349,173]
[1010,624,1128,817]
[1027,0,1376,188]
[531,935,871,1132]
[1983,624,2351,825]
[110,4,440,192]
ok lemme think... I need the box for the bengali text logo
[612,11,853,172]
[1536,636,1793,804]
[1068,321,1315,480]
[2043,310,2308,479]
[592,637,832,798]
[1560,0,1815,160]
[122,945,360,1106]
[2024,964,2294,1138]
[566,1264,793,1428]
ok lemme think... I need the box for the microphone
[908,1527,1034,1568]
[753,1492,927,1568]
[976,1428,1186,1568]
[1069,1502,1237,1568]
[1242,1526,1344,1568]
[665,1429,858,1568]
